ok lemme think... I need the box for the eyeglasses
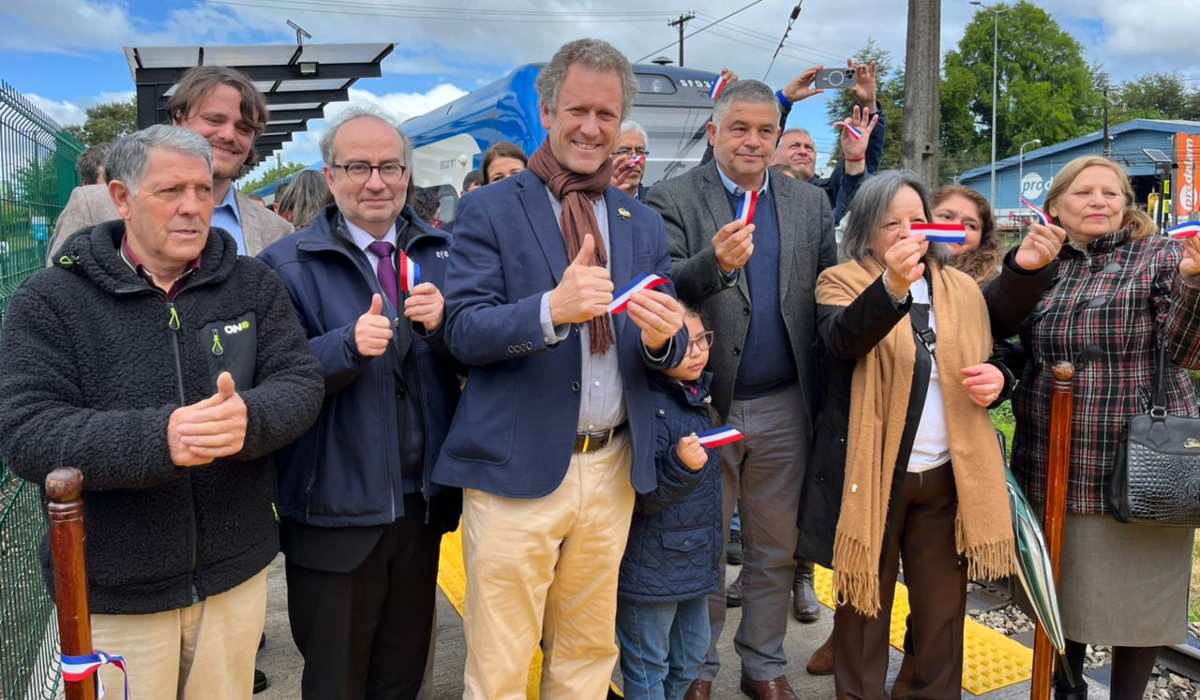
[332,161,407,184]
[687,330,715,355]
[612,147,650,157]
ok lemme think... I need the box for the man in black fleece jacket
[0,125,324,699]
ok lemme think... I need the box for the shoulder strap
[1151,343,1169,417]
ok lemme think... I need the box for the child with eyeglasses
[616,306,722,699]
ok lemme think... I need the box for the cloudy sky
[3,0,1198,184]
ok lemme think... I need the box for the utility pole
[902,0,941,184]
[1101,74,1113,158]
[668,12,696,67]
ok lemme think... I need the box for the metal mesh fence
[0,79,83,700]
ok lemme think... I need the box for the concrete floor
[256,555,1109,699]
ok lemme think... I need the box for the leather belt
[573,424,625,454]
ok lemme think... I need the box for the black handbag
[1108,345,1200,526]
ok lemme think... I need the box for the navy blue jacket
[618,373,722,603]
[433,169,689,498]
[259,204,462,531]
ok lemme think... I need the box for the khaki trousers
[462,432,635,700]
[91,567,268,700]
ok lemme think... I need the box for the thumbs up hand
[548,234,614,326]
[355,292,394,357]
[168,371,249,466]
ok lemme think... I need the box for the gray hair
[276,170,331,229]
[105,125,212,194]
[536,39,638,119]
[320,105,412,166]
[619,120,648,144]
[780,127,811,140]
[840,170,949,264]
[712,79,780,130]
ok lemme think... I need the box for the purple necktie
[367,240,399,309]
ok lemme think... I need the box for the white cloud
[240,83,469,183]
[24,93,87,126]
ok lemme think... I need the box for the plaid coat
[1010,229,1200,513]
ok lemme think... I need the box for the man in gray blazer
[645,79,875,699]
[50,66,291,262]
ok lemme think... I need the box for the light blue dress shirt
[211,186,248,255]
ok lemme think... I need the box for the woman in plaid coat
[1009,155,1200,700]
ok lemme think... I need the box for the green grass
[990,400,1016,455]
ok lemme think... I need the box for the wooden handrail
[1031,362,1075,700]
[46,467,96,700]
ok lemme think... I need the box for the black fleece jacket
[0,221,324,614]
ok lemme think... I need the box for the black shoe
[726,570,744,608]
[791,561,820,623]
[253,669,270,694]
[726,529,744,566]
[1053,683,1087,700]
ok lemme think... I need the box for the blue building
[958,119,1200,229]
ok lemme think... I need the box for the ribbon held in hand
[737,190,759,225]
[696,425,745,448]
[609,273,668,314]
[397,249,422,294]
[1020,196,1051,226]
[62,650,129,700]
[836,119,865,140]
[909,222,967,245]
[709,73,731,100]
[1168,221,1200,240]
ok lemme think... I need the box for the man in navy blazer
[434,39,688,699]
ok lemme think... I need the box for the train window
[635,73,678,95]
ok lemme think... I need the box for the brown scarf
[528,140,616,354]
[816,257,1016,617]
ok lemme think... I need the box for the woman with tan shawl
[797,171,1016,699]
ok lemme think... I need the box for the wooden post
[1031,362,1074,700]
[46,467,97,700]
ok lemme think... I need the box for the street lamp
[1018,138,1042,203]
[971,0,1007,208]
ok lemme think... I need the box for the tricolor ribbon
[1168,221,1200,240]
[1020,196,1051,226]
[628,154,646,167]
[696,425,745,448]
[709,74,730,101]
[608,273,668,314]
[397,249,422,294]
[62,651,129,700]
[837,120,865,140]
[737,190,759,225]
[909,222,967,244]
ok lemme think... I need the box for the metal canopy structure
[124,42,394,156]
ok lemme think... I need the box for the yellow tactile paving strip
[812,565,1032,695]
[439,527,1031,697]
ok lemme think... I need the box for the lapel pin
[617,207,631,220]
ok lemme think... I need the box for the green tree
[824,38,905,169]
[240,162,306,195]
[941,1,1101,167]
[1112,73,1199,122]
[65,100,137,147]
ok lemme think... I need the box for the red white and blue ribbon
[62,651,129,700]
[737,190,759,225]
[397,249,421,294]
[1168,221,1200,240]
[1020,196,1051,226]
[608,273,668,314]
[709,74,730,101]
[837,120,865,140]
[909,222,967,244]
[696,425,745,448]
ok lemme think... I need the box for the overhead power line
[213,0,681,23]
[636,0,767,63]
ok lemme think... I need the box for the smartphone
[814,68,856,91]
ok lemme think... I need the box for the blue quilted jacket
[617,372,722,603]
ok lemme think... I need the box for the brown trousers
[833,464,967,700]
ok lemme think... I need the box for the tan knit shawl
[816,257,1016,617]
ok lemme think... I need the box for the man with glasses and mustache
[611,120,651,200]
[259,106,462,699]
[49,66,292,263]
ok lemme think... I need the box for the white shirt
[907,278,951,473]
[345,218,399,314]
